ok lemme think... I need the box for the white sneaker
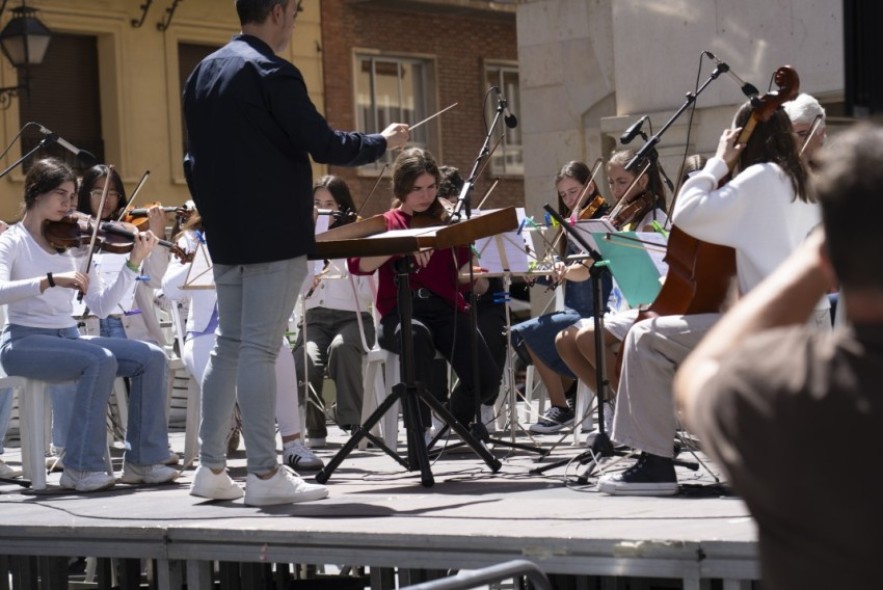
[0,459,21,479]
[60,469,116,492]
[45,446,64,472]
[163,450,181,466]
[189,465,244,500]
[283,441,324,471]
[120,462,179,485]
[244,467,329,507]
[306,437,326,449]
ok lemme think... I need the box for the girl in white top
[0,159,177,492]
[292,176,374,448]
[162,209,323,473]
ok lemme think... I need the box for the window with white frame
[355,54,437,169]
[485,63,523,176]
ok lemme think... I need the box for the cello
[633,65,800,320]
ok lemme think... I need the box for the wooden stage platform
[0,426,758,589]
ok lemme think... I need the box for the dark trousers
[378,294,501,427]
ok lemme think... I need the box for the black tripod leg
[315,384,407,484]
[400,383,434,487]
[418,393,502,472]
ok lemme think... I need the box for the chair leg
[20,381,49,490]
[182,379,200,470]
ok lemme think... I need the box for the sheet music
[570,218,617,253]
[472,208,532,273]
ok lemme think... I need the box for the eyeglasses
[89,189,121,200]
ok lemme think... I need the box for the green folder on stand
[571,220,668,307]
[593,231,667,306]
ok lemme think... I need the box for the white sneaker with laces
[189,465,244,500]
[120,462,179,484]
[0,459,21,479]
[59,469,116,492]
[244,467,329,506]
[283,441,324,471]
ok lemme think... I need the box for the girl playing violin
[348,147,500,430]
[46,165,178,469]
[0,158,177,491]
[292,175,374,448]
[510,160,622,434]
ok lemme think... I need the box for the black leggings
[378,294,501,427]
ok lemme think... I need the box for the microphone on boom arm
[493,86,519,129]
[703,51,760,101]
[620,116,648,145]
[35,124,99,167]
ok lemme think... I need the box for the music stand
[427,212,546,457]
[313,209,518,486]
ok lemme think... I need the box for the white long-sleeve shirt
[303,258,373,314]
[673,157,825,308]
[0,223,140,329]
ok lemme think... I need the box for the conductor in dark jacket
[183,0,410,506]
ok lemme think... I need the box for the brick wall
[320,0,523,217]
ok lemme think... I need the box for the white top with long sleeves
[303,258,373,314]
[162,230,217,334]
[0,223,139,328]
[673,157,826,307]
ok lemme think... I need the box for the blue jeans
[0,325,170,472]
[0,387,12,454]
[51,317,126,447]
[201,257,307,474]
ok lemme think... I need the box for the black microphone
[493,86,518,129]
[36,125,99,167]
[620,116,647,145]
[703,51,759,98]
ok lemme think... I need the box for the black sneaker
[563,382,577,410]
[529,405,575,434]
[597,452,678,496]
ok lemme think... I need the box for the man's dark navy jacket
[183,34,387,265]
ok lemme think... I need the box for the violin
[120,203,194,231]
[609,191,656,229]
[322,207,360,229]
[576,194,610,221]
[42,215,191,263]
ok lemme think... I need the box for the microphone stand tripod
[315,256,502,487]
[428,97,544,457]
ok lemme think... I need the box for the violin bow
[476,179,500,210]
[115,170,151,223]
[356,162,389,218]
[799,113,824,158]
[79,164,114,301]
[606,158,652,225]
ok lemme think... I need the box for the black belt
[414,287,435,299]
